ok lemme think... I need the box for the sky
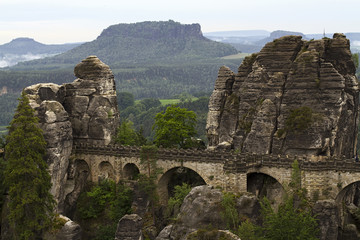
[0,0,360,45]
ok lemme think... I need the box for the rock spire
[207,34,359,158]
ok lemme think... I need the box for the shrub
[166,183,192,220]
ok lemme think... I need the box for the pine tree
[4,91,55,240]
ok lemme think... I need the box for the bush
[76,180,133,239]
[77,180,132,220]
[166,183,192,219]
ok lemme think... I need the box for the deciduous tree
[153,105,197,148]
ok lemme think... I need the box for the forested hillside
[0,21,242,125]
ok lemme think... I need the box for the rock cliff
[23,56,119,211]
[207,33,359,158]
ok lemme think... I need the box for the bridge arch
[123,163,140,180]
[98,161,115,182]
[336,181,360,205]
[158,166,206,204]
[246,170,286,208]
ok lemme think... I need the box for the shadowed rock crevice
[207,34,359,158]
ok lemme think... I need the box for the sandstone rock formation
[115,214,143,240]
[157,185,259,240]
[23,56,119,212]
[24,83,73,212]
[43,215,82,240]
[207,34,359,158]
[64,56,119,145]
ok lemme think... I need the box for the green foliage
[115,119,146,146]
[235,160,319,240]
[0,93,19,126]
[221,192,240,231]
[77,180,132,220]
[289,160,301,190]
[76,180,132,239]
[237,219,260,240]
[166,183,192,219]
[352,53,359,69]
[153,105,197,148]
[0,152,6,216]
[120,95,209,145]
[4,91,55,240]
[138,145,163,225]
[117,91,135,110]
[286,106,314,132]
[277,106,316,137]
[259,196,319,240]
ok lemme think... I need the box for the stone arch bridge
[72,143,360,203]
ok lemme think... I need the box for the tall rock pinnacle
[207,34,359,158]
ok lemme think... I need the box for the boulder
[313,200,340,240]
[43,215,82,240]
[115,214,143,240]
[207,34,359,158]
[162,185,259,240]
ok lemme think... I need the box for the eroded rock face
[24,84,73,212]
[115,214,143,240]
[64,55,119,145]
[207,34,359,158]
[23,56,119,212]
[313,200,340,240]
[159,185,260,240]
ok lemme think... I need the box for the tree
[236,160,319,240]
[115,119,138,146]
[138,145,163,224]
[117,91,135,110]
[153,105,197,148]
[166,183,191,220]
[4,91,55,240]
[115,119,147,146]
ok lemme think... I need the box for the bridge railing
[73,143,360,173]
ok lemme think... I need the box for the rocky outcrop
[207,34,359,158]
[115,214,143,240]
[23,56,119,212]
[313,200,340,240]
[157,185,259,240]
[64,55,119,145]
[24,83,73,212]
[43,215,82,240]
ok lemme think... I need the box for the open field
[0,126,8,135]
[221,52,250,60]
[160,97,199,106]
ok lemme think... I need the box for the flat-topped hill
[15,20,238,68]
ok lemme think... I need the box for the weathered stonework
[207,34,359,158]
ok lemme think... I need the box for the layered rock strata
[207,34,359,157]
[24,56,119,211]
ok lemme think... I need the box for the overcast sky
[0,0,359,44]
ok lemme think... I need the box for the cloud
[0,53,57,68]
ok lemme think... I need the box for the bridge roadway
[72,143,360,202]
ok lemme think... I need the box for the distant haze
[0,0,359,44]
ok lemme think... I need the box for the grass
[159,97,199,106]
[159,99,181,105]
[135,98,199,106]
[0,126,8,135]
[221,53,250,60]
